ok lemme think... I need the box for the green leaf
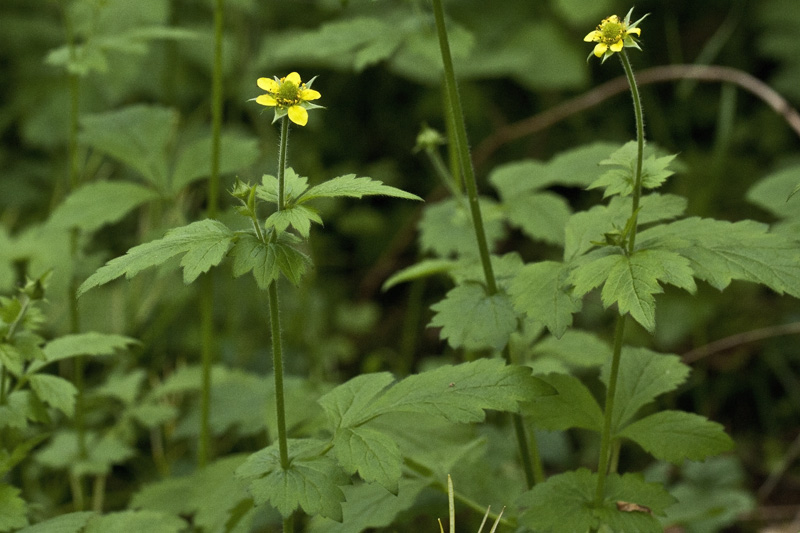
[746,164,800,220]
[307,478,429,533]
[333,427,401,493]
[256,169,310,205]
[265,204,322,238]
[429,283,518,351]
[0,345,23,377]
[170,131,259,192]
[518,468,673,532]
[618,411,734,463]
[381,259,457,291]
[418,197,505,258]
[569,248,697,331]
[79,105,178,188]
[29,374,77,417]
[83,510,186,533]
[0,484,28,531]
[504,191,572,245]
[638,217,800,295]
[34,332,138,373]
[18,512,96,533]
[600,347,690,431]
[530,330,611,369]
[298,174,421,203]
[235,439,349,521]
[523,373,603,432]
[36,432,135,477]
[318,373,395,429]
[46,182,159,233]
[509,260,581,338]
[78,219,234,295]
[588,141,677,197]
[230,233,312,288]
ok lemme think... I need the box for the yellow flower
[584,8,647,63]
[255,72,322,126]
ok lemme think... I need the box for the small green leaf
[257,169,310,205]
[569,248,697,332]
[0,345,23,377]
[588,141,677,197]
[333,427,401,493]
[429,284,518,351]
[618,411,734,463]
[600,347,690,431]
[298,174,421,203]
[36,432,135,477]
[78,219,235,295]
[0,484,28,531]
[18,511,96,533]
[509,261,581,338]
[47,182,159,233]
[230,233,311,288]
[265,204,322,238]
[381,259,457,291]
[523,373,603,432]
[236,439,348,521]
[29,374,77,417]
[504,191,572,245]
[34,332,138,373]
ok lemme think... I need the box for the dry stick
[681,321,800,364]
[473,64,800,169]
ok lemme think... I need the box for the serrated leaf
[33,332,138,373]
[504,191,572,245]
[79,105,178,188]
[333,427,401,493]
[0,345,23,377]
[518,468,673,532]
[618,411,734,463]
[509,261,581,338]
[418,197,505,258]
[600,347,690,431]
[47,181,159,233]
[78,219,234,295]
[236,439,348,521]
[29,374,77,417]
[18,512,96,533]
[638,217,800,295]
[36,432,135,476]
[381,259,457,291]
[257,168,310,205]
[429,284,518,351]
[265,204,322,238]
[307,478,429,533]
[171,131,259,192]
[569,248,697,332]
[83,510,186,533]
[531,330,611,369]
[298,174,421,203]
[588,141,677,197]
[318,373,395,429]
[0,484,27,531]
[523,373,603,432]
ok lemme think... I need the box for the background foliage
[2,0,800,531]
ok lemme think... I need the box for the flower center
[275,81,301,106]
[598,16,625,44]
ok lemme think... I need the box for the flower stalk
[430,0,539,488]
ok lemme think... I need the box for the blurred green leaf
[18,512,96,533]
[509,261,581,338]
[523,373,603,432]
[47,181,159,233]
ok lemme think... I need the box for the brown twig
[681,321,800,364]
[473,64,800,169]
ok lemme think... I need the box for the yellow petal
[255,94,277,107]
[627,27,641,37]
[584,30,601,42]
[257,77,279,93]
[593,43,607,57]
[285,72,302,86]
[300,88,321,101]
[610,39,624,52]
[288,105,308,126]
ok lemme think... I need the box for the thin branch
[681,321,800,364]
[474,64,800,169]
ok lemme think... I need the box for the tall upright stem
[430,0,538,488]
[198,0,225,468]
[595,50,646,505]
[277,117,289,211]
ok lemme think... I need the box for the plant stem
[594,49,646,505]
[198,0,225,469]
[277,117,290,211]
[430,0,538,488]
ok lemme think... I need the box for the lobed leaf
[429,283,518,351]
[264,204,322,238]
[618,411,734,463]
[29,374,77,417]
[257,169,310,205]
[298,174,421,203]
[418,197,505,258]
[0,484,28,531]
[509,260,581,338]
[332,427,402,493]
[523,373,604,432]
[588,141,677,198]
[78,219,235,296]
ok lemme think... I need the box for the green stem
[268,282,290,470]
[277,117,289,211]
[430,0,538,488]
[198,0,225,469]
[595,49,646,505]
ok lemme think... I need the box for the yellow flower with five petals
[255,72,322,126]
[584,8,647,63]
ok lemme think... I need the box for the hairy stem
[430,0,538,488]
[595,49,646,505]
[277,117,289,211]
